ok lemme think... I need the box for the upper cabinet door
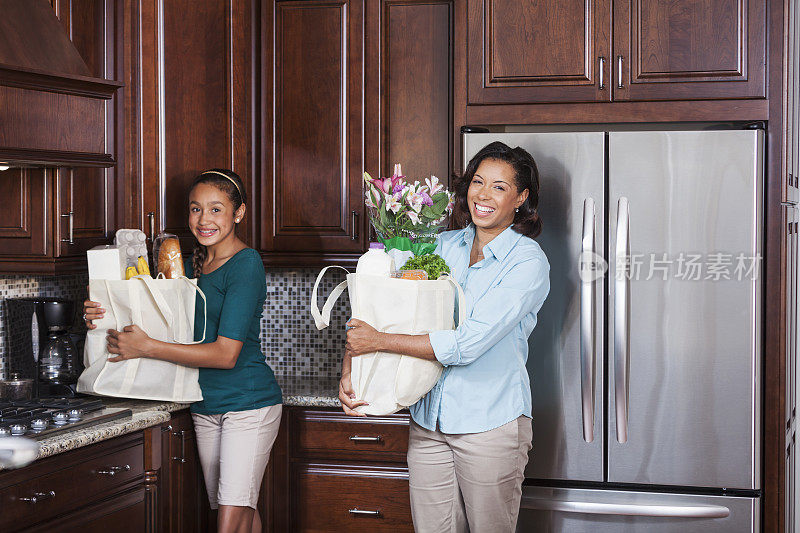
[262,0,365,255]
[613,0,766,101]
[467,0,612,104]
[135,0,253,249]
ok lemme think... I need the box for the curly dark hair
[189,169,247,278]
[452,141,542,239]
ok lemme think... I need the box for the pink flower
[365,189,377,209]
[425,175,443,195]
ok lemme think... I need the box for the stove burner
[0,397,130,440]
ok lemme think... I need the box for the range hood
[0,0,122,167]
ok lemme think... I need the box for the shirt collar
[458,224,523,262]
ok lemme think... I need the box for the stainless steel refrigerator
[462,128,763,532]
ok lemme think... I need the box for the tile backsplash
[0,268,350,380]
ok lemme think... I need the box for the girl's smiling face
[188,182,244,247]
[467,158,529,232]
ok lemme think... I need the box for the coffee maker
[5,298,82,397]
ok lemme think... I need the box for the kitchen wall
[0,269,350,380]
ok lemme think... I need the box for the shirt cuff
[429,330,458,366]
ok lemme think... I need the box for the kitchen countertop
[12,374,342,465]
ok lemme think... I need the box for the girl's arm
[106,325,242,369]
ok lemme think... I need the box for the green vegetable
[401,253,451,280]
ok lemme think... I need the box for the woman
[340,142,550,532]
[84,169,281,533]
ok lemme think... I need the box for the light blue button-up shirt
[409,224,550,434]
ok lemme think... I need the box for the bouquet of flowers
[364,164,454,268]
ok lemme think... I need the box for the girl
[340,142,550,532]
[84,169,281,533]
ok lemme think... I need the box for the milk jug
[356,243,395,276]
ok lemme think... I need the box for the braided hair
[190,169,247,278]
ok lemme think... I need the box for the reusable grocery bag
[311,267,465,416]
[77,275,206,402]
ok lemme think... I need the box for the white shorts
[192,404,282,509]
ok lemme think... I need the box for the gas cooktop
[0,397,132,440]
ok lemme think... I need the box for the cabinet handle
[147,211,156,241]
[97,464,131,476]
[617,55,624,89]
[172,430,186,463]
[60,211,74,244]
[352,210,359,241]
[20,490,56,504]
[598,57,605,90]
[349,435,382,442]
[348,508,381,516]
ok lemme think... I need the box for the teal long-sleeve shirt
[409,224,550,434]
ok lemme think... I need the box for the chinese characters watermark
[578,252,761,282]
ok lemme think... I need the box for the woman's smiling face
[467,158,528,232]
[188,183,243,247]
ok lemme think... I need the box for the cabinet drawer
[0,436,144,530]
[293,464,413,532]
[293,409,409,458]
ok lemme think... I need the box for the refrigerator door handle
[614,197,631,443]
[580,198,596,442]
[520,496,730,519]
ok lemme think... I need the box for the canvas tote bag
[311,267,465,415]
[77,275,206,402]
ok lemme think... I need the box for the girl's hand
[345,319,383,357]
[83,286,104,330]
[107,325,152,362]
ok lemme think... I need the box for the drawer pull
[20,491,56,504]
[349,435,382,443]
[349,508,381,516]
[97,464,131,476]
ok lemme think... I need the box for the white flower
[407,191,424,213]
[407,210,421,225]
[385,192,402,214]
[365,189,377,209]
[425,175,443,195]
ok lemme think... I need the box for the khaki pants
[192,404,282,510]
[407,416,532,533]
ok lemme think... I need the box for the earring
[235,218,240,223]
[515,208,519,213]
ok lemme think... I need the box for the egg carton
[114,229,149,268]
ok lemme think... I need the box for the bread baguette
[157,237,184,279]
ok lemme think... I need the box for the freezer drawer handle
[579,198,597,443]
[520,496,730,519]
[614,197,631,443]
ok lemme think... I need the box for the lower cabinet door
[29,486,147,533]
[293,463,414,532]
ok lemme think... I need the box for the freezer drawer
[518,487,758,533]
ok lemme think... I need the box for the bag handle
[438,274,467,327]
[311,266,350,330]
[131,275,208,344]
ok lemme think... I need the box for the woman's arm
[106,325,242,369]
[338,351,369,416]
[345,320,435,361]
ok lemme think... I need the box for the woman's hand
[106,325,153,362]
[345,319,384,357]
[83,286,104,330]
[339,351,368,417]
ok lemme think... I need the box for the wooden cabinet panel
[55,167,115,257]
[468,0,612,104]
[292,463,414,532]
[293,409,410,460]
[0,169,48,257]
[134,0,253,249]
[263,0,365,255]
[30,486,148,533]
[383,1,452,181]
[613,0,766,100]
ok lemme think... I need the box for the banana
[136,255,151,276]
[125,266,138,280]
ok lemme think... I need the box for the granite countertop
[11,375,342,466]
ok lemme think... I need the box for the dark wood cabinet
[0,169,49,261]
[160,410,210,533]
[263,407,414,532]
[467,0,765,105]
[126,0,254,251]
